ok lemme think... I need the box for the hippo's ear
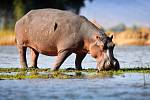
[110,35,113,40]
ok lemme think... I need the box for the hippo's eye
[96,36,100,39]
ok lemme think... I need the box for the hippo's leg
[30,48,39,68]
[53,50,72,71]
[17,45,28,68]
[75,53,87,70]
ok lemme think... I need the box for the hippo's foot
[28,66,39,69]
[75,67,82,71]
[66,68,76,70]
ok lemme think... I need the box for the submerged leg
[75,53,87,70]
[17,45,28,68]
[30,48,39,68]
[53,50,72,71]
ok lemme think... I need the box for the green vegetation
[13,0,25,21]
[0,67,150,80]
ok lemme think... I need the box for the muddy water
[0,46,150,100]
[0,46,150,68]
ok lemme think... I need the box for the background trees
[0,0,92,30]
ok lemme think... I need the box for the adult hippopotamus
[15,8,120,71]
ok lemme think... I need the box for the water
[0,46,150,100]
[0,73,150,100]
[0,46,150,68]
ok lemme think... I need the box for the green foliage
[13,0,25,20]
[0,0,93,30]
[0,67,150,80]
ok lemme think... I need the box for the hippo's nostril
[106,61,110,65]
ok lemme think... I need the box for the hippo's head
[89,35,120,71]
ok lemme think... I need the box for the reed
[0,30,15,45]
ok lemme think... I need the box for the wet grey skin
[15,8,120,71]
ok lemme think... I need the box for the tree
[0,0,13,30]
[13,0,25,21]
[23,0,89,14]
[0,0,93,29]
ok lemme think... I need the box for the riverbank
[0,30,15,45]
[107,27,150,45]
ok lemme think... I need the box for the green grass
[0,67,150,80]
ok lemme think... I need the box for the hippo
[15,8,120,71]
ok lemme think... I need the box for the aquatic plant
[0,67,150,80]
